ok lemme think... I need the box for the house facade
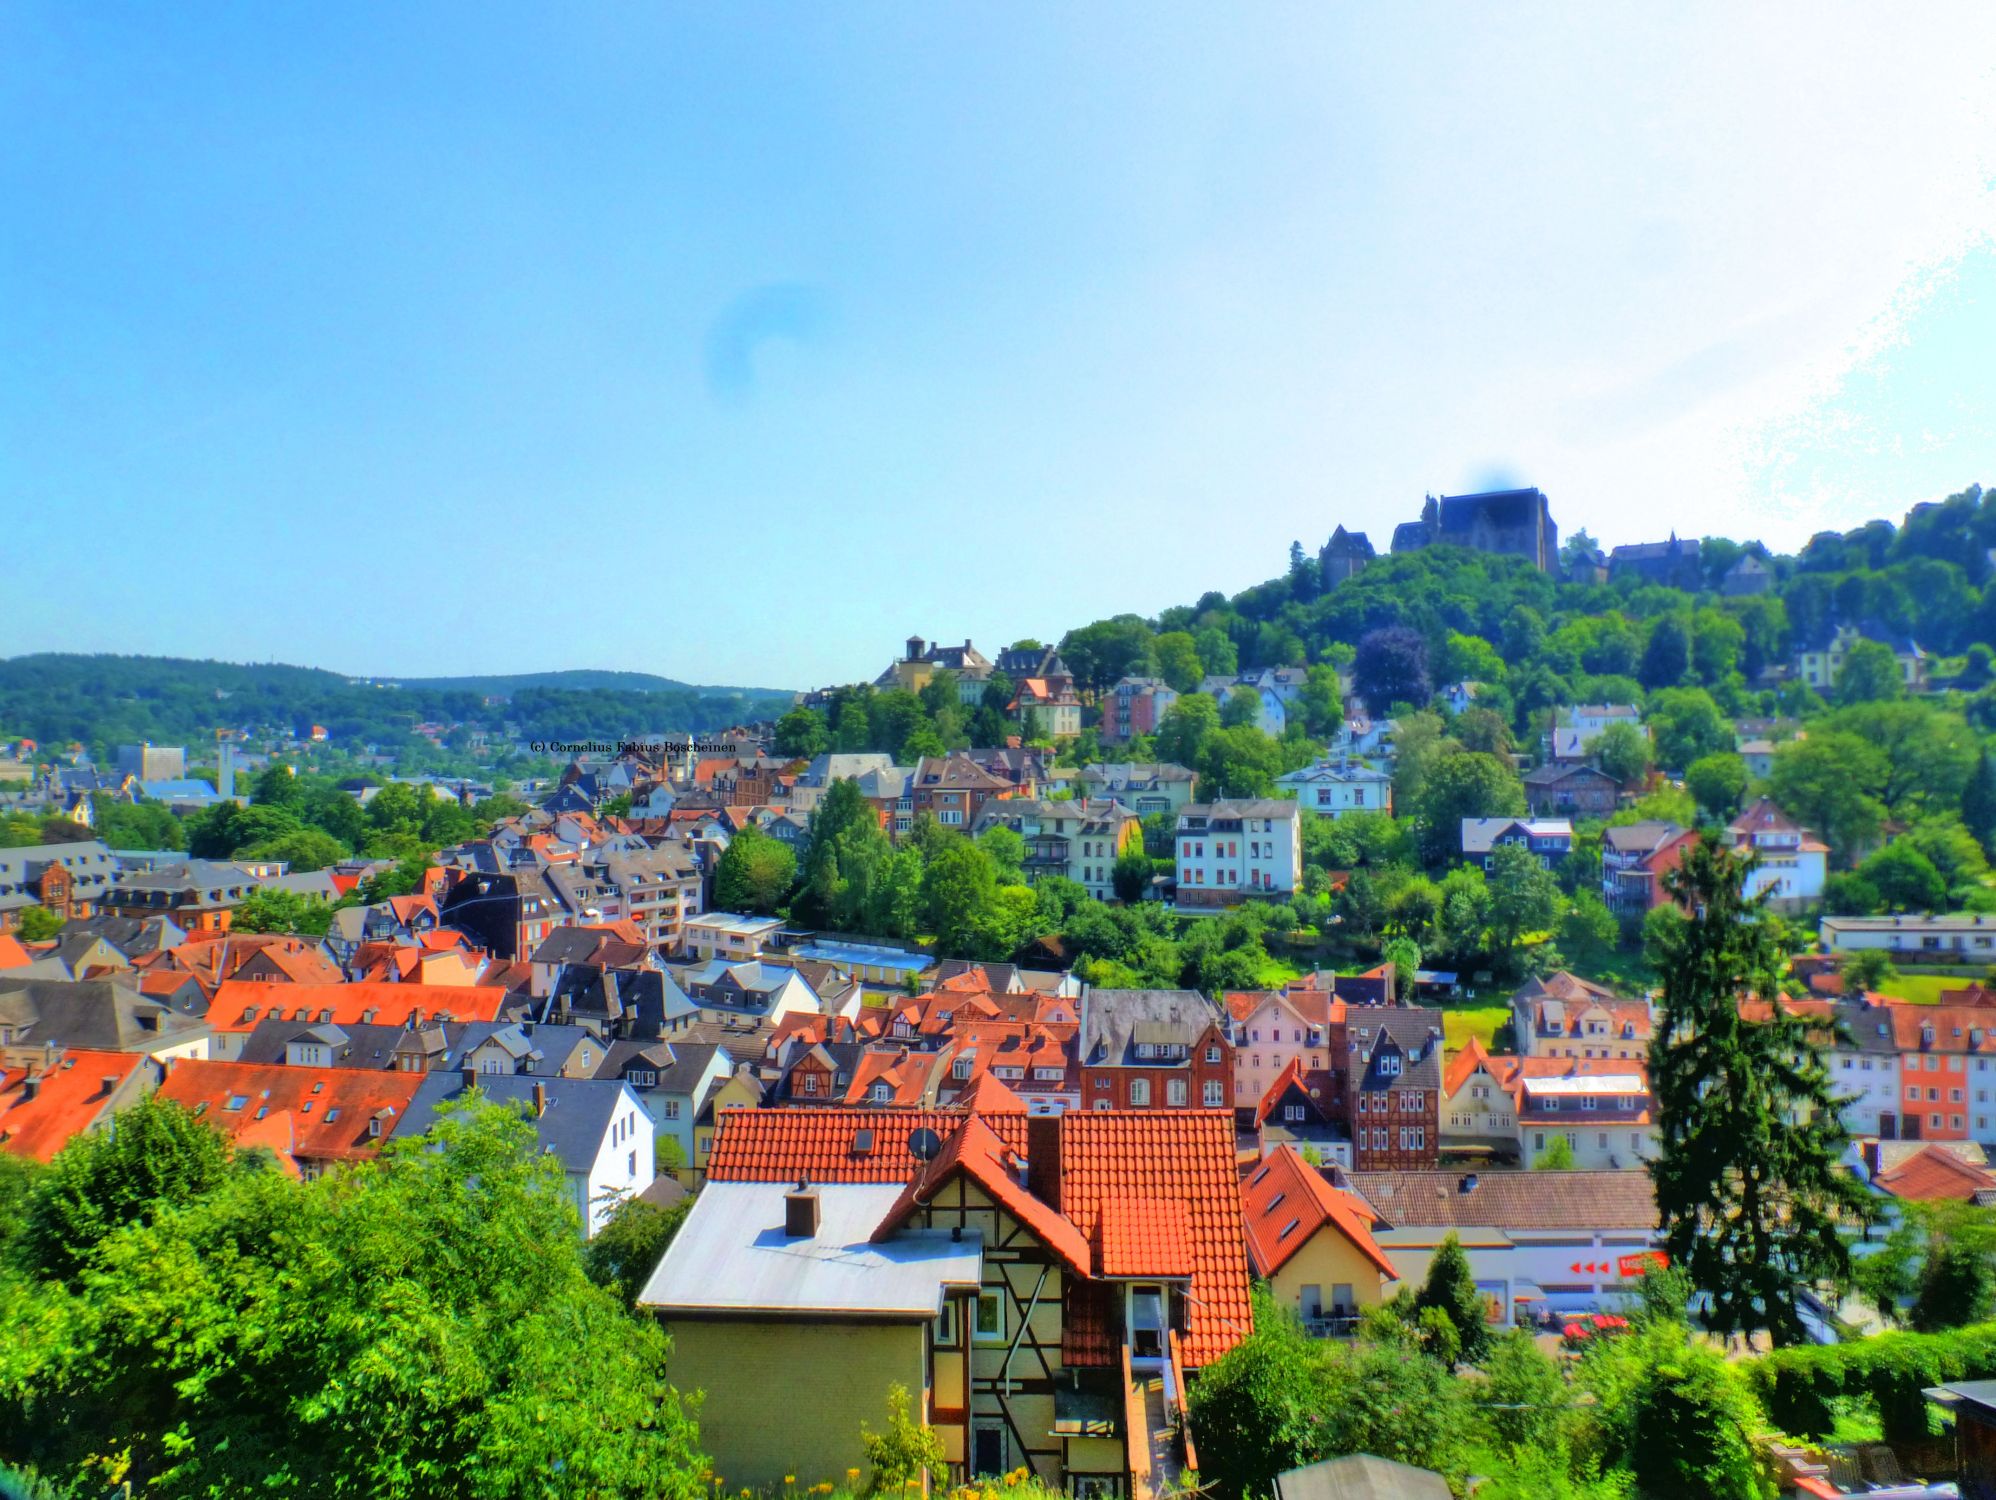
[644,1107,1249,1492]
[1077,989,1232,1111]
[1276,759,1393,819]
[1727,798,1828,906]
[1174,800,1302,906]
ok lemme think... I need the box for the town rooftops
[209,981,510,1033]
[155,1058,424,1172]
[1348,1169,1658,1231]
[1178,800,1299,823]
[0,977,212,1054]
[1874,1143,1996,1203]
[1822,913,1996,934]
[396,1073,640,1176]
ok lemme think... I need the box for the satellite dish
[907,1128,943,1163]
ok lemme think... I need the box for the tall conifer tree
[1648,839,1867,1344]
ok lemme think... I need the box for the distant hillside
[0,654,795,751]
[391,669,794,698]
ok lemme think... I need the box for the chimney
[906,636,926,662]
[99,1075,118,1097]
[22,1076,41,1102]
[532,1081,548,1118]
[1025,1115,1062,1208]
[784,1179,820,1238]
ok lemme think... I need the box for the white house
[680,911,785,962]
[1175,800,1302,907]
[1727,798,1828,906]
[1276,758,1393,819]
[1821,914,1996,962]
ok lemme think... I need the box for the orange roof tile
[707,1108,1032,1184]
[873,1115,1093,1277]
[1443,1034,1494,1097]
[0,934,32,969]
[1059,1112,1253,1368]
[154,1059,423,1169]
[1095,1198,1193,1278]
[1240,1144,1398,1282]
[950,1072,1030,1115]
[0,1050,145,1162]
[1876,1144,1996,1203]
[209,980,508,1033]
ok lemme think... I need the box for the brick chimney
[532,1081,548,1118]
[1025,1115,1062,1208]
[784,1179,819,1238]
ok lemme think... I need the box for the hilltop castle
[1318,486,1560,587]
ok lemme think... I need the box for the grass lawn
[1872,972,1977,1005]
[1441,1003,1509,1051]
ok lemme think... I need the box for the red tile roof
[1095,1198,1192,1278]
[873,1115,1093,1277]
[155,1059,423,1174]
[707,1108,1032,1184]
[209,981,509,1033]
[1443,1034,1494,1097]
[1875,1144,1996,1202]
[1059,1112,1252,1367]
[0,1049,145,1162]
[0,934,32,969]
[707,1106,1253,1368]
[1240,1144,1397,1282]
[950,1073,1029,1115]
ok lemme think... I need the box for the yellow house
[689,1065,763,1179]
[1240,1144,1398,1333]
[1439,1036,1520,1164]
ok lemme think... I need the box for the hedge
[1748,1322,1996,1444]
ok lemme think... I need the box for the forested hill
[0,654,796,749]
[1050,483,1996,712]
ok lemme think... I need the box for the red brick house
[1077,989,1232,1111]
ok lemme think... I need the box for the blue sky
[3,4,1993,689]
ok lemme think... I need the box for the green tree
[1836,638,1906,703]
[1152,631,1205,693]
[13,906,62,941]
[229,886,336,938]
[1193,625,1239,678]
[1221,686,1264,729]
[712,824,799,914]
[242,827,349,873]
[1413,1230,1490,1365]
[1858,842,1947,912]
[922,838,1002,957]
[1485,842,1565,955]
[1593,721,1652,788]
[1381,935,1421,993]
[22,1094,242,1284]
[583,1193,694,1309]
[1768,731,1889,862]
[799,778,892,930]
[1,1097,705,1497]
[1112,845,1152,903]
[1559,891,1618,967]
[1414,751,1526,867]
[976,825,1027,884]
[1639,615,1690,690]
[1533,1134,1578,1170]
[1840,947,1897,996]
[1684,752,1749,819]
[860,1383,947,1496]
[773,708,830,759]
[1155,693,1221,771]
[1645,688,1732,771]
[1647,840,1870,1344]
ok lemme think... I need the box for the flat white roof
[638,1182,983,1318]
[685,912,785,935]
[1521,1074,1646,1096]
